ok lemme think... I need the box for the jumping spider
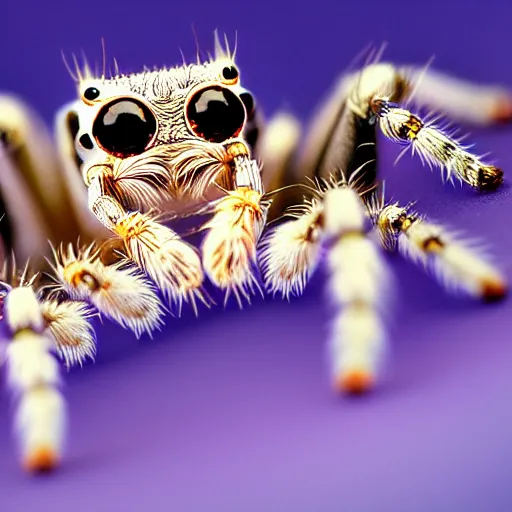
[0,35,509,473]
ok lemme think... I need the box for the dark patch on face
[244,126,259,149]
[79,134,94,150]
[65,111,84,168]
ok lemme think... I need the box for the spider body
[0,35,510,473]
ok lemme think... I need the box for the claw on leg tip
[335,371,374,395]
[489,95,512,124]
[477,166,503,192]
[23,447,59,474]
[482,279,508,303]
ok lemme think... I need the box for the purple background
[2,1,512,510]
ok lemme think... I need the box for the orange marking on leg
[489,95,512,124]
[24,446,59,474]
[482,279,508,303]
[335,370,374,395]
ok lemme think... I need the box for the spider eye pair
[85,82,254,158]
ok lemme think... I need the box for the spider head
[78,57,252,155]
[61,39,256,200]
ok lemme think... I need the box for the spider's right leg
[260,179,391,394]
[396,65,512,126]
[373,199,508,301]
[294,63,512,196]
[322,184,391,393]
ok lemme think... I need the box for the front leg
[86,168,206,311]
[201,140,268,304]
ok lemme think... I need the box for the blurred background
[2,1,512,511]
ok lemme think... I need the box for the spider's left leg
[373,199,508,301]
[260,180,391,393]
[200,140,269,303]
[196,91,304,301]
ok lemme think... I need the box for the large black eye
[92,98,157,158]
[186,85,246,143]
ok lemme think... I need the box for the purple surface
[2,1,512,511]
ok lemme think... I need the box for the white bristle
[42,300,97,368]
[53,244,167,334]
[16,388,65,463]
[327,237,386,306]
[399,219,506,299]
[5,328,64,469]
[329,306,386,382]
[202,189,266,304]
[323,186,390,392]
[6,331,59,390]
[91,262,166,338]
[119,213,206,311]
[260,202,324,298]
[4,286,44,333]
[323,187,365,237]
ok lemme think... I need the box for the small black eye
[239,92,255,115]
[84,87,100,101]
[221,65,239,83]
[186,85,246,143]
[79,134,94,150]
[92,98,157,158]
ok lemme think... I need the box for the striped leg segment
[3,285,66,472]
[260,178,391,394]
[374,201,508,301]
